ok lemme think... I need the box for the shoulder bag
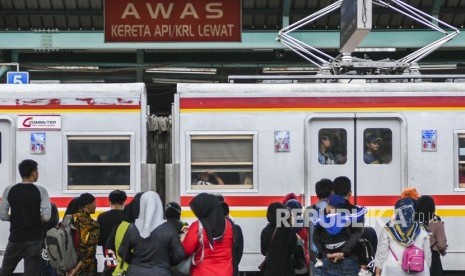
[175,221,204,275]
[258,228,277,271]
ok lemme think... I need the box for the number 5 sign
[7,71,29,84]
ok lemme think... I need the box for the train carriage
[0,83,150,273]
[168,82,465,272]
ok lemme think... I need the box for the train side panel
[172,82,465,272]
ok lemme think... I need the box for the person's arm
[432,220,448,255]
[374,227,390,275]
[105,225,118,253]
[423,231,432,270]
[182,220,201,256]
[38,186,51,222]
[0,186,12,221]
[208,171,224,185]
[341,223,364,257]
[312,225,325,257]
[235,224,244,263]
[170,228,186,265]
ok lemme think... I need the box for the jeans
[0,240,42,276]
[310,260,323,276]
[322,257,359,276]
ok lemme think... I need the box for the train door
[307,114,405,204]
[0,117,13,187]
[0,117,14,253]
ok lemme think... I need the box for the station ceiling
[1,0,465,114]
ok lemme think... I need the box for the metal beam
[1,30,464,50]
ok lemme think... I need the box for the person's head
[401,187,421,201]
[320,133,333,151]
[315,178,333,199]
[190,193,225,246]
[281,193,298,204]
[123,192,143,223]
[366,134,382,153]
[198,172,209,181]
[394,197,416,224]
[333,176,352,198]
[109,189,127,206]
[65,197,80,216]
[136,191,164,239]
[18,159,38,181]
[327,194,346,213]
[415,195,436,224]
[165,201,182,220]
[215,194,225,203]
[78,193,96,214]
[266,202,288,226]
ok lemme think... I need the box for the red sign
[104,0,242,42]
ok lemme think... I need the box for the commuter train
[0,83,151,272]
[2,81,465,273]
[167,81,465,272]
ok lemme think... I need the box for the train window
[318,129,347,165]
[67,136,130,189]
[190,134,254,190]
[363,128,392,165]
[457,134,465,188]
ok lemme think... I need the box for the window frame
[185,131,258,193]
[455,131,465,191]
[63,132,135,191]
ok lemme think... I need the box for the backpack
[390,244,425,273]
[401,245,425,273]
[45,214,79,271]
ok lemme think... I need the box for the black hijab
[190,193,226,247]
[122,192,143,223]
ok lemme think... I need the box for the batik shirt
[73,209,100,275]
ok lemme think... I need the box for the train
[2,80,465,273]
[167,80,465,272]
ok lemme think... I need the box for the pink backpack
[390,244,425,273]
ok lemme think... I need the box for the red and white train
[168,81,465,272]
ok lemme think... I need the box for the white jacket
[375,226,431,276]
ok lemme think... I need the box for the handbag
[258,228,277,272]
[175,221,204,274]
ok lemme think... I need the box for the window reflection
[363,129,392,164]
[318,129,347,165]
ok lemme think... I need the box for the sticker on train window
[363,129,392,165]
[318,129,347,165]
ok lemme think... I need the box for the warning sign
[104,0,242,42]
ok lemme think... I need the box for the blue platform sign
[6,71,29,84]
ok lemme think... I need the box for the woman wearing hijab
[284,199,309,276]
[182,193,234,276]
[260,202,297,276]
[120,191,184,276]
[374,197,431,276]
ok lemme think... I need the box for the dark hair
[215,194,225,202]
[415,195,436,224]
[123,192,143,223]
[315,178,333,199]
[64,197,80,216]
[109,190,127,205]
[18,159,38,178]
[333,176,352,197]
[165,201,182,220]
[220,201,230,217]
